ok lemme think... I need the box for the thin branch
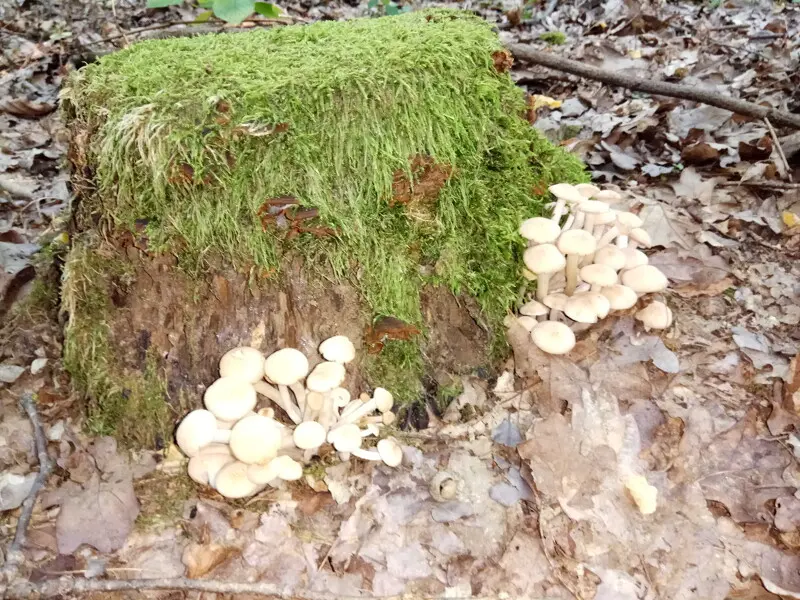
[719,180,800,190]
[1,394,54,578]
[508,44,800,130]
[765,118,793,181]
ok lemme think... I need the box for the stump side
[62,9,587,445]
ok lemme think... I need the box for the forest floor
[2,0,800,598]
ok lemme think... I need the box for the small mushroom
[263,348,308,423]
[601,284,638,311]
[621,247,649,270]
[530,320,576,355]
[621,265,668,294]
[635,301,673,330]
[628,227,652,250]
[293,421,327,450]
[214,461,265,499]
[519,299,548,318]
[229,414,284,464]
[576,200,609,234]
[593,189,622,203]
[625,474,657,515]
[542,292,569,321]
[429,471,459,502]
[176,409,229,457]
[327,423,363,452]
[519,217,561,246]
[339,387,393,424]
[523,243,566,301]
[575,183,601,198]
[351,438,403,467]
[548,183,584,223]
[578,263,618,292]
[319,335,356,364]
[612,211,644,248]
[203,377,257,423]
[591,210,617,241]
[247,455,303,485]
[187,445,235,487]
[557,230,596,296]
[218,346,265,384]
[593,245,627,271]
[564,293,599,324]
[512,315,539,332]
[307,361,347,430]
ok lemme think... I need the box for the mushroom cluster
[513,183,673,354]
[174,337,402,499]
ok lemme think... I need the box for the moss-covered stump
[62,9,585,447]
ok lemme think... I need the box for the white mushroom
[542,292,569,321]
[229,414,284,464]
[530,320,576,355]
[319,336,356,364]
[548,183,584,223]
[601,285,638,311]
[187,445,235,487]
[176,409,230,457]
[519,299,548,318]
[351,438,403,467]
[519,217,561,246]
[203,377,257,423]
[575,183,601,198]
[635,301,673,330]
[338,387,393,425]
[293,421,327,450]
[218,347,265,384]
[621,265,668,294]
[577,200,610,234]
[564,293,599,324]
[214,461,265,499]
[578,263,618,293]
[523,243,566,301]
[263,348,309,423]
[557,230,596,296]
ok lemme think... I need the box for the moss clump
[538,31,567,45]
[134,471,194,530]
[62,10,586,438]
[362,339,424,405]
[62,243,172,447]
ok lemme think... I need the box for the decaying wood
[508,44,800,130]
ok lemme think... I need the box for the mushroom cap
[306,361,346,393]
[594,246,627,271]
[557,229,597,256]
[305,391,325,413]
[594,211,618,226]
[542,292,569,311]
[377,438,403,467]
[519,217,561,244]
[579,264,618,288]
[519,299,548,317]
[523,243,566,275]
[594,189,622,203]
[328,423,363,452]
[329,387,351,408]
[215,461,264,499]
[246,459,281,485]
[203,377,258,422]
[578,200,610,215]
[293,421,327,450]
[530,320,576,355]
[382,411,396,426]
[635,301,674,329]
[515,316,539,331]
[229,414,283,464]
[622,247,649,269]
[629,227,652,248]
[274,455,303,481]
[575,183,601,198]
[588,291,611,319]
[373,388,394,413]
[564,293,599,324]
[601,285,638,310]
[264,348,309,386]
[319,335,356,364]
[218,347,265,384]
[549,183,584,204]
[621,265,668,294]
[188,448,235,487]
[625,475,658,515]
[176,409,218,457]
[614,211,643,229]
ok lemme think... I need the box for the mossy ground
[62,9,585,443]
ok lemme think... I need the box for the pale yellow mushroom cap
[579,264,618,288]
[306,361,346,393]
[264,348,309,386]
[635,301,674,330]
[377,438,403,467]
[575,183,601,198]
[622,247,649,270]
[519,217,561,244]
[557,229,596,257]
[564,293,599,324]
[218,347,265,384]
[601,285,638,310]
[373,388,394,413]
[229,414,283,464]
[319,335,356,364]
[621,265,668,294]
[328,423,363,452]
[523,243,566,275]
[549,183,584,203]
[530,320,576,355]
[293,421,326,450]
[594,246,627,271]
[519,300,548,317]
[215,461,264,499]
[176,409,218,457]
[203,377,257,422]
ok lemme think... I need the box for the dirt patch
[390,155,454,216]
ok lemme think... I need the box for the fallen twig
[719,180,800,190]
[1,394,54,579]
[765,118,792,180]
[508,44,800,130]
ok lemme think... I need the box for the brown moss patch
[390,155,454,218]
[492,49,513,73]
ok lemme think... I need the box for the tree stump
[61,9,586,447]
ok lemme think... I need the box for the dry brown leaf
[681,142,720,166]
[648,247,732,296]
[0,97,56,118]
[182,541,240,578]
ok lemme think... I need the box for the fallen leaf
[670,167,720,203]
[492,419,522,447]
[637,202,695,249]
[0,364,26,383]
[738,136,773,161]
[681,142,720,165]
[0,98,56,118]
[56,472,140,554]
[648,247,731,296]
[0,471,36,510]
[182,541,240,578]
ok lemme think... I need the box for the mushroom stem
[549,308,562,321]
[338,452,351,461]
[318,393,335,431]
[339,400,363,421]
[597,226,619,249]
[535,274,551,301]
[562,213,575,230]
[592,223,605,239]
[289,382,306,414]
[254,381,302,424]
[583,214,596,233]
[350,448,380,461]
[571,212,585,230]
[550,198,567,223]
[565,255,580,296]
[615,234,629,248]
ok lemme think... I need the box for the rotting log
[61,9,587,447]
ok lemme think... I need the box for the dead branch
[508,45,800,130]
[719,180,800,190]
[1,393,54,580]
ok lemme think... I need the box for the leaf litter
[2,0,800,597]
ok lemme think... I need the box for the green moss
[538,31,567,45]
[62,10,586,433]
[362,339,424,405]
[63,242,172,447]
[134,471,194,530]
